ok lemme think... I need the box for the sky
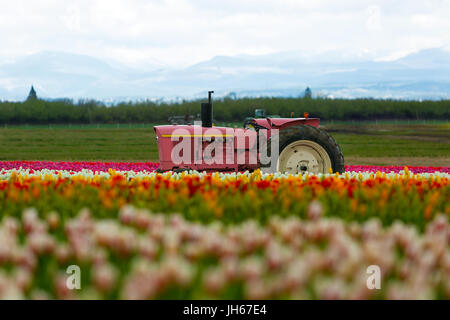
[0,0,450,68]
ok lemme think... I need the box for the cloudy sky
[1,0,449,68]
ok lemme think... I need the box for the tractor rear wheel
[263,125,345,174]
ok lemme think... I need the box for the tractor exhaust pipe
[201,90,214,127]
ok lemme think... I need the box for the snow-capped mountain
[1,48,450,102]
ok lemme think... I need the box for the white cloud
[62,5,83,33]
[366,5,382,31]
[0,0,449,67]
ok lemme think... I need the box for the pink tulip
[0,160,448,174]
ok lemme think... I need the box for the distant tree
[27,86,37,101]
[0,96,448,124]
[227,92,237,100]
[304,87,312,99]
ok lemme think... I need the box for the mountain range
[1,48,450,102]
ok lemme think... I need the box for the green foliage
[0,97,448,124]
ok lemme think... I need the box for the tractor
[154,91,344,174]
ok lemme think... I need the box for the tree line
[0,97,448,124]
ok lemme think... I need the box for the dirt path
[345,156,449,167]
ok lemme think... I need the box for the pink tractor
[154,91,344,174]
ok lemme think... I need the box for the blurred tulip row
[0,164,448,299]
[0,205,449,299]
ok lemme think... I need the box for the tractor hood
[154,125,259,171]
[253,117,320,129]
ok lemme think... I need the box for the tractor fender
[253,118,320,130]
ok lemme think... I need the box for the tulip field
[0,161,449,299]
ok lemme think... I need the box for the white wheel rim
[276,140,332,174]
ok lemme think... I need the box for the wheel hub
[277,140,332,174]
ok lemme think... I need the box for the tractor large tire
[261,125,345,174]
